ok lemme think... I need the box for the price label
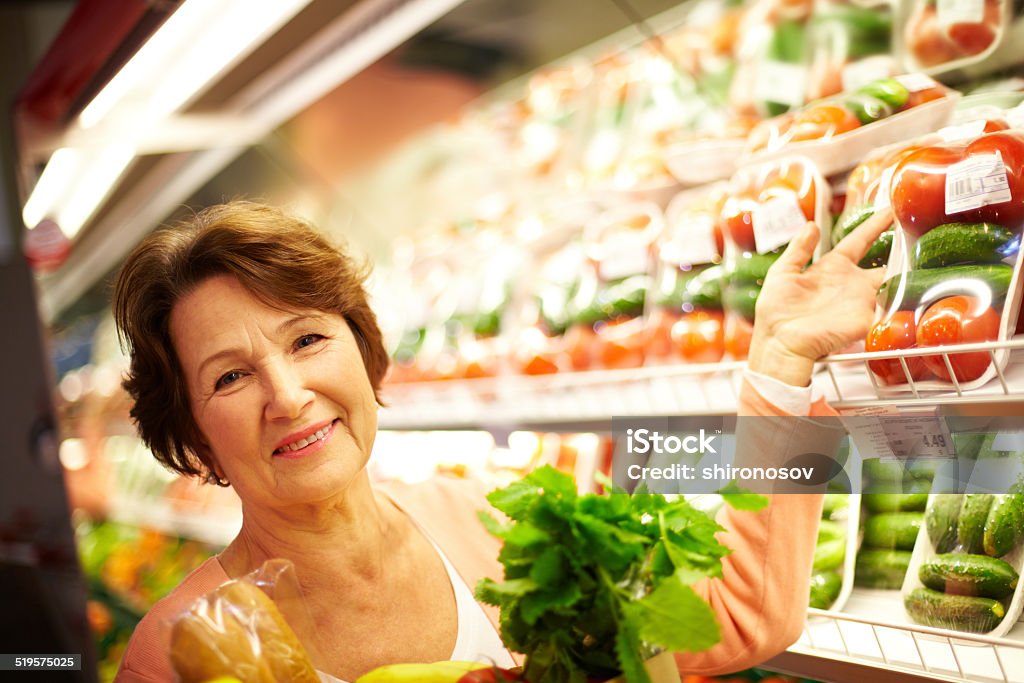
[600,232,651,280]
[753,194,807,254]
[662,213,719,266]
[938,0,985,27]
[895,73,939,93]
[937,119,988,143]
[841,56,896,93]
[842,407,956,461]
[756,61,808,108]
[945,152,1012,214]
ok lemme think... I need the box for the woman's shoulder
[116,557,228,681]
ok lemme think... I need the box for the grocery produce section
[25,0,1024,680]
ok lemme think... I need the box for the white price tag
[937,119,988,143]
[662,213,719,266]
[599,232,651,280]
[895,73,939,93]
[938,0,985,27]
[841,56,896,93]
[874,165,896,210]
[945,152,1012,214]
[842,407,957,461]
[755,61,808,108]
[991,430,1024,452]
[753,194,807,254]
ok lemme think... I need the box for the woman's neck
[218,475,408,587]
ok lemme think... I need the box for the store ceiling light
[22,0,312,234]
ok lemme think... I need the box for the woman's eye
[295,334,324,350]
[215,371,243,390]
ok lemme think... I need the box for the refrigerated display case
[14,0,1024,681]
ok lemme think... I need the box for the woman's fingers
[831,207,894,263]
[773,221,820,272]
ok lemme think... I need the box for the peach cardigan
[116,381,835,681]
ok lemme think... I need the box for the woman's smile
[273,418,341,459]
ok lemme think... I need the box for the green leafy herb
[476,466,766,683]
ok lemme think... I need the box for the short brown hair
[113,201,389,484]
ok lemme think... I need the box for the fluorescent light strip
[56,145,136,238]
[21,148,79,229]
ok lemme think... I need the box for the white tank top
[317,533,516,683]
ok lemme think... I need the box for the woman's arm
[676,211,893,674]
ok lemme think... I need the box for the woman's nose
[263,360,315,420]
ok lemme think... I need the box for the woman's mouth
[273,419,339,458]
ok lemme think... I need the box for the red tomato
[595,318,646,369]
[946,0,1001,55]
[564,323,597,371]
[916,295,1001,382]
[865,311,931,385]
[671,309,725,363]
[720,193,759,252]
[646,308,682,360]
[790,103,862,142]
[458,667,523,683]
[891,131,1024,238]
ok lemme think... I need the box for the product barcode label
[662,213,719,266]
[945,152,1012,214]
[841,56,895,93]
[874,165,897,210]
[938,0,986,27]
[753,194,807,254]
[894,73,939,93]
[600,232,651,280]
[755,61,808,108]
[937,119,988,143]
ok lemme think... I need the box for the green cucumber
[844,92,893,125]
[681,265,724,310]
[832,205,876,246]
[927,494,964,554]
[957,494,996,554]
[823,493,850,519]
[954,432,988,460]
[984,494,1024,557]
[813,537,847,572]
[809,570,843,609]
[855,549,913,589]
[913,222,1019,269]
[857,78,910,109]
[860,229,893,269]
[729,251,781,286]
[864,492,930,513]
[723,284,759,323]
[877,263,1013,311]
[905,587,1005,633]
[864,512,924,550]
[818,519,847,543]
[920,553,1019,599]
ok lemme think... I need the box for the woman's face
[169,275,378,509]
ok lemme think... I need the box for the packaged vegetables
[902,0,1009,71]
[867,129,1024,387]
[810,493,854,608]
[906,489,1024,633]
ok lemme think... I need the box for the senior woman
[114,201,891,682]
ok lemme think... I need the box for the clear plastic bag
[867,129,1024,388]
[647,186,727,365]
[168,559,320,683]
[900,0,1010,73]
[806,0,894,100]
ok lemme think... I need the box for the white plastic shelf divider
[767,588,1024,683]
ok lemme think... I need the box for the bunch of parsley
[475,466,767,683]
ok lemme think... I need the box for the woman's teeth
[277,422,332,453]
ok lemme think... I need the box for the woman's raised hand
[748,207,895,386]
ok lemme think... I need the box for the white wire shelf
[767,588,1024,683]
[379,339,1024,430]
